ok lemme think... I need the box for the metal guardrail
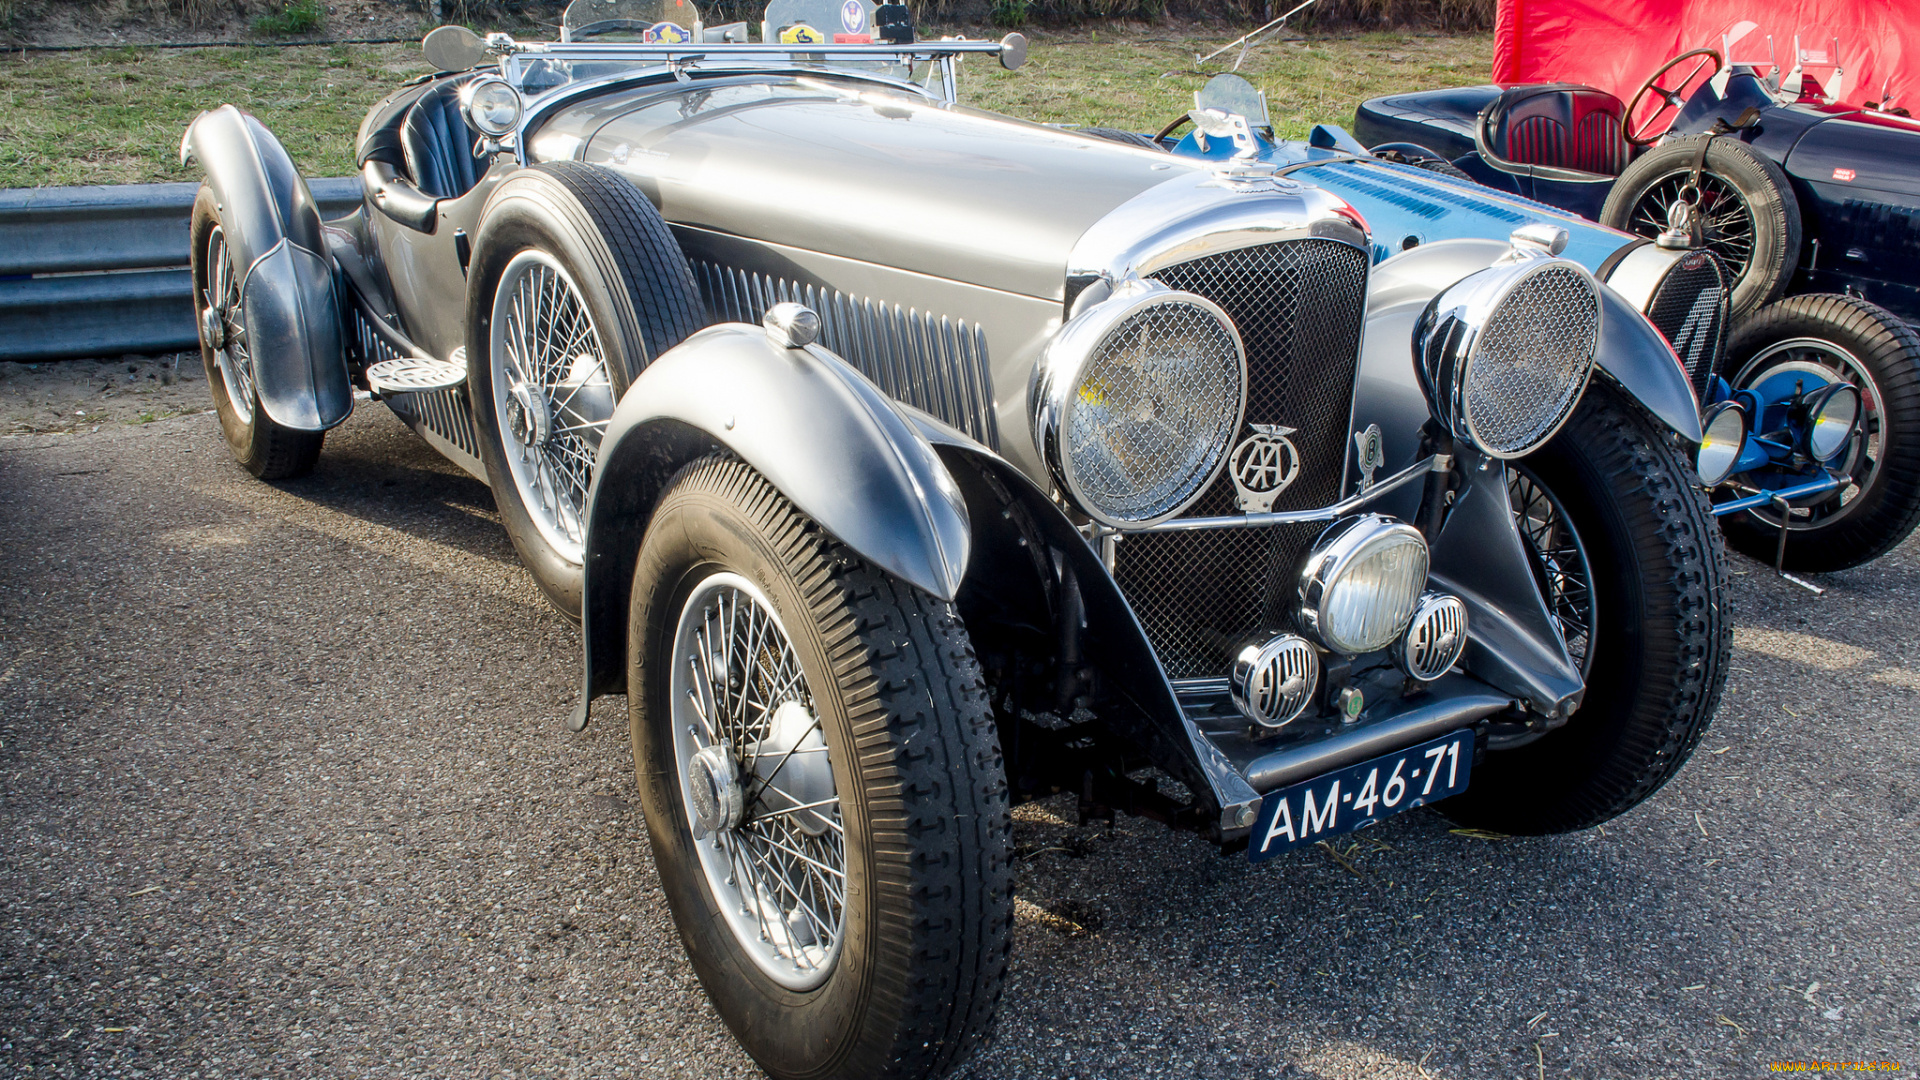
[0,178,361,362]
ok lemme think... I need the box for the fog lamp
[1297,515,1431,656]
[1695,400,1748,487]
[1802,382,1861,462]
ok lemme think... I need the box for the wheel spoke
[669,574,845,988]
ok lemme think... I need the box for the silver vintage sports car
[182,4,1730,1076]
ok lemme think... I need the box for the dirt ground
[0,353,212,435]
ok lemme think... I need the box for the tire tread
[643,456,1011,1080]
[1449,386,1731,833]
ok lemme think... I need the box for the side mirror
[999,32,1027,70]
[423,24,490,72]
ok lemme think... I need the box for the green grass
[966,30,1490,141]
[0,43,431,187]
[252,0,326,37]
[0,31,1490,189]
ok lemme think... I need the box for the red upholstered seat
[1484,84,1630,175]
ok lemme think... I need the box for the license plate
[1247,729,1473,862]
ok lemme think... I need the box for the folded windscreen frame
[1490,0,1916,112]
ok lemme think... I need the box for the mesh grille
[1066,301,1242,522]
[1466,264,1599,455]
[1112,239,1371,679]
[1644,252,1729,399]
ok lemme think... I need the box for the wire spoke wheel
[204,226,256,425]
[1508,466,1597,676]
[1630,172,1756,279]
[670,571,845,991]
[488,249,615,564]
[1731,337,1886,530]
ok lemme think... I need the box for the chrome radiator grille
[1644,252,1729,399]
[1113,239,1371,679]
[692,261,1000,448]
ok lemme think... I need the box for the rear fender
[182,104,350,431]
[575,323,970,720]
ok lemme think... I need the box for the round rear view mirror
[999,33,1028,70]
[423,24,490,72]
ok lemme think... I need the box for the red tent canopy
[1492,0,1917,113]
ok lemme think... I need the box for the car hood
[531,74,1199,301]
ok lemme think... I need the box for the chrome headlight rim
[1696,399,1748,487]
[1297,514,1432,657]
[1801,381,1862,462]
[1414,257,1602,461]
[1035,278,1248,529]
[461,75,524,138]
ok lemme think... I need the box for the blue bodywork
[1155,120,1852,516]
[1168,123,1630,270]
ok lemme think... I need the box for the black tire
[1445,385,1730,834]
[1079,126,1165,151]
[628,456,1013,1080]
[1600,135,1801,320]
[1719,294,1920,572]
[189,187,324,480]
[466,161,705,618]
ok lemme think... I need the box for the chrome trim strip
[1124,453,1439,533]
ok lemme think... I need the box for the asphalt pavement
[2,405,1916,1080]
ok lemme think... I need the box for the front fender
[575,323,971,718]
[1365,238,1701,442]
[182,104,349,431]
[907,414,1263,839]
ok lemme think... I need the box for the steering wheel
[1623,47,1724,146]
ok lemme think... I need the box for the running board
[367,348,468,395]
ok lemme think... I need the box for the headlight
[1035,279,1246,528]
[1414,258,1601,459]
[1802,382,1861,462]
[1696,400,1747,486]
[1297,515,1430,656]
[461,76,523,137]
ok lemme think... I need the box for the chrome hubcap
[199,304,227,351]
[505,382,551,449]
[686,744,746,839]
[489,249,617,564]
[670,572,845,990]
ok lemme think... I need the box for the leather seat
[1483,84,1630,175]
[401,79,490,199]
